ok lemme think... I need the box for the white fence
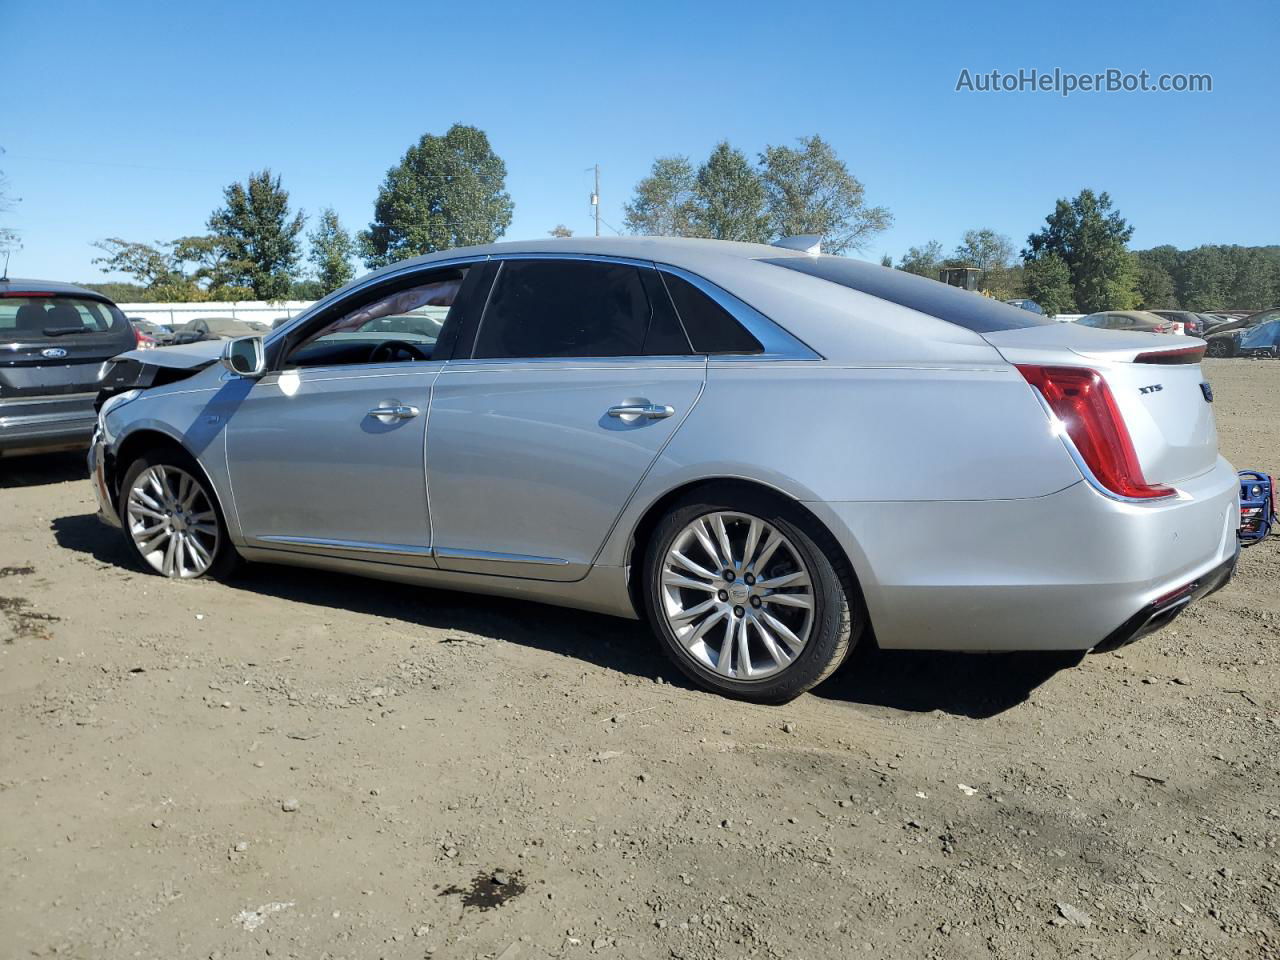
[118,300,315,329]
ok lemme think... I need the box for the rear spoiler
[1133,344,1206,365]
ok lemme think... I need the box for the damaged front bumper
[88,426,121,529]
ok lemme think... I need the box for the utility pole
[592,164,600,237]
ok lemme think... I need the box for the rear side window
[473,259,679,359]
[763,255,1053,333]
[0,295,129,339]
[660,272,763,354]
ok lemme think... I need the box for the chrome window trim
[263,254,492,347]
[655,264,822,361]
[434,546,569,566]
[490,251,656,268]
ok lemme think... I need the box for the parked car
[169,317,270,345]
[130,318,173,342]
[1,279,139,457]
[1235,317,1280,357]
[1004,298,1044,315]
[88,238,1238,703]
[1195,313,1232,334]
[1076,310,1181,334]
[1205,309,1280,357]
[1150,309,1208,337]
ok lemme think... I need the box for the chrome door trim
[256,535,436,560]
[441,355,706,372]
[434,546,570,566]
[655,264,822,361]
[263,254,492,346]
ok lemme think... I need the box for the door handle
[607,402,675,421]
[368,403,420,422]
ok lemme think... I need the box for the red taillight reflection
[1017,364,1175,501]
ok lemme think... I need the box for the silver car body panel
[92,236,1238,651]
[426,355,706,581]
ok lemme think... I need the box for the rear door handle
[368,403,419,422]
[607,402,675,421]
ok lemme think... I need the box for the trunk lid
[983,324,1218,485]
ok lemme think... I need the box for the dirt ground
[2,359,1277,960]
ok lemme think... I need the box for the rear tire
[643,488,862,703]
[118,448,239,580]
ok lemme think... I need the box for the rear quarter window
[762,256,1053,333]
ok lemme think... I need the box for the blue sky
[3,0,1276,284]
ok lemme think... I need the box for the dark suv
[1,279,139,457]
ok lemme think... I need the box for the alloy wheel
[660,511,815,681]
[125,464,221,578]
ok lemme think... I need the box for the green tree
[548,224,573,238]
[1179,245,1234,311]
[307,208,355,295]
[1135,260,1177,309]
[90,236,251,301]
[360,124,514,268]
[896,240,944,278]
[759,135,891,254]
[1023,252,1075,316]
[91,238,203,301]
[623,155,698,236]
[1024,189,1136,312]
[691,141,769,242]
[207,169,305,300]
[953,228,1015,294]
[1226,246,1279,311]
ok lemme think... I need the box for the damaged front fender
[95,340,226,411]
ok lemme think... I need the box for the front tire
[643,489,862,703]
[118,449,238,580]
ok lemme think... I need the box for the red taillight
[1017,364,1175,501]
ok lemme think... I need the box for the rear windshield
[762,256,1053,333]
[0,295,129,340]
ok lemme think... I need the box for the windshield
[0,295,129,340]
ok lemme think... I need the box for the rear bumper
[0,393,97,455]
[811,456,1241,652]
[1091,546,1238,653]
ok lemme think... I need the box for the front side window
[473,259,672,359]
[287,268,467,368]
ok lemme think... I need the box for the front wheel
[643,490,862,703]
[118,450,238,580]
[1205,339,1230,358]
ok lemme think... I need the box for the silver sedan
[89,237,1239,703]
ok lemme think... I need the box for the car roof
[335,236,812,295]
[0,277,117,301]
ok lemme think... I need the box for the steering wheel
[369,339,430,363]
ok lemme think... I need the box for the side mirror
[221,336,266,378]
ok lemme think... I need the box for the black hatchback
[1,279,140,457]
